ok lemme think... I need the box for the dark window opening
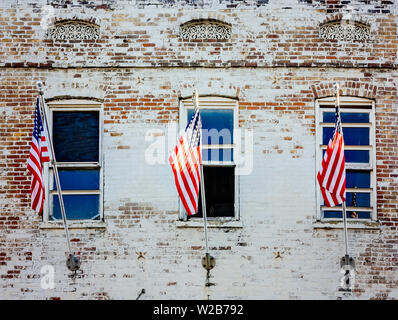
[53,111,99,162]
[193,166,235,218]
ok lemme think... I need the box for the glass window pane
[188,109,234,145]
[53,111,99,162]
[323,112,369,123]
[51,194,100,220]
[345,150,369,163]
[322,127,334,144]
[346,192,371,207]
[52,169,100,190]
[346,170,370,188]
[323,127,369,145]
[323,210,371,219]
[195,166,234,218]
[323,149,370,163]
[202,148,233,162]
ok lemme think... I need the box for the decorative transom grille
[48,21,100,40]
[180,20,231,40]
[319,21,371,41]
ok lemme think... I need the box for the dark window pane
[51,194,100,220]
[323,112,369,123]
[322,127,334,144]
[322,149,369,163]
[323,127,369,145]
[202,148,233,162]
[346,192,371,207]
[321,193,370,208]
[194,166,234,218]
[52,169,100,190]
[345,150,369,163]
[323,211,342,218]
[188,109,234,145]
[323,211,371,219]
[53,111,99,162]
[346,170,370,188]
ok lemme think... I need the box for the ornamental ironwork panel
[180,21,231,40]
[319,21,371,41]
[49,21,100,40]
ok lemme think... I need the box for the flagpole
[192,90,215,275]
[36,81,80,272]
[334,83,355,297]
[334,83,349,258]
[193,90,209,254]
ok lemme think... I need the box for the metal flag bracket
[338,254,356,297]
[201,252,216,271]
[66,253,82,272]
[340,254,355,269]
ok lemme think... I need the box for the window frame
[315,96,377,222]
[178,96,240,221]
[43,99,104,223]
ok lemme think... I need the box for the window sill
[176,218,243,229]
[39,220,106,230]
[313,219,380,230]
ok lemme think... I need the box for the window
[315,97,376,221]
[45,100,103,221]
[179,97,239,220]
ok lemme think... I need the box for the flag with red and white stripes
[317,105,346,207]
[27,98,51,214]
[169,108,202,216]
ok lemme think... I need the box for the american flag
[27,98,51,214]
[169,108,202,216]
[317,104,346,207]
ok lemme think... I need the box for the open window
[179,96,239,220]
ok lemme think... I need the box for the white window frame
[178,96,240,222]
[42,99,104,223]
[315,96,377,222]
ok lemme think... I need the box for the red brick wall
[0,1,397,299]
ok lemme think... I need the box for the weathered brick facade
[0,0,397,299]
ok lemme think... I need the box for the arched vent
[48,20,100,40]
[319,20,371,41]
[180,19,231,40]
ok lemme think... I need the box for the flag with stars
[27,98,51,214]
[317,102,346,207]
[169,107,202,216]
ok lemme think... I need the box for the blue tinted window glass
[322,127,333,144]
[323,211,371,219]
[346,170,370,188]
[202,148,233,162]
[53,111,99,162]
[52,169,100,190]
[322,150,369,163]
[188,109,233,145]
[323,127,369,145]
[202,128,233,145]
[353,211,371,219]
[345,150,369,163]
[323,112,369,123]
[346,192,370,207]
[323,149,369,163]
[52,194,100,220]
